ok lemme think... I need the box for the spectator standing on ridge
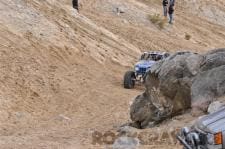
[162,0,168,18]
[72,0,79,12]
[168,0,176,24]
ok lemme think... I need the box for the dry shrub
[148,14,166,29]
[185,33,191,40]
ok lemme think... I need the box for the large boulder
[130,52,204,128]
[191,65,225,114]
[208,100,225,114]
[130,49,225,128]
[130,93,157,129]
[191,49,225,115]
[113,137,139,149]
[200,49,225,72]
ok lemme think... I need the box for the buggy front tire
[124,71,136,89]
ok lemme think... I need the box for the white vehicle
[177,107,225,149]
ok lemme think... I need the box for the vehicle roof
[143,51,168,55]
[198,107,225,133]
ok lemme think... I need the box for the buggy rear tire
[124,71,136,89]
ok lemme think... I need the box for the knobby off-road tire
[124,71,136,89]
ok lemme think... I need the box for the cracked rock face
[113,136,139,149]
[130,49,225,128]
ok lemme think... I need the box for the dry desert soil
[0,0,225,148]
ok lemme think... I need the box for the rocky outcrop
[130,49,225,128]
[191,49,225,114]
[191,65,225,114]
[208,101,225,114]
[113,137,139,149]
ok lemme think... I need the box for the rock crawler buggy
[123,51,170,89]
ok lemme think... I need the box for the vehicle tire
[124,71,136,89]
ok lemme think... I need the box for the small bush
[158,19,166,29]
[148,14,166,29]
[185,33,191,40]
[149,14,161,24]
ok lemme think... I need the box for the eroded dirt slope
[0,0,225,149]
[82,0,225,52]
[0,0,141,148]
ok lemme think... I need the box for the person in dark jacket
[168,0,175,24]
[72,0,79,11]
[162,0,168,18]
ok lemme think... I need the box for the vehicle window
[141,53,149,60]
[140,54,145,60]
[148,54,154,61]
[164,53,170,58]
[148,54,160,61]
[156,55,163,61]
[141,53,165,61]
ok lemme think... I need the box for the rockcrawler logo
[91,127,181,146]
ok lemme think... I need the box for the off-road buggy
[123,51,170,89]
[177,107,225,149]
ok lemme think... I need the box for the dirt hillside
[82,0,225,52]
[0,0,225,148]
